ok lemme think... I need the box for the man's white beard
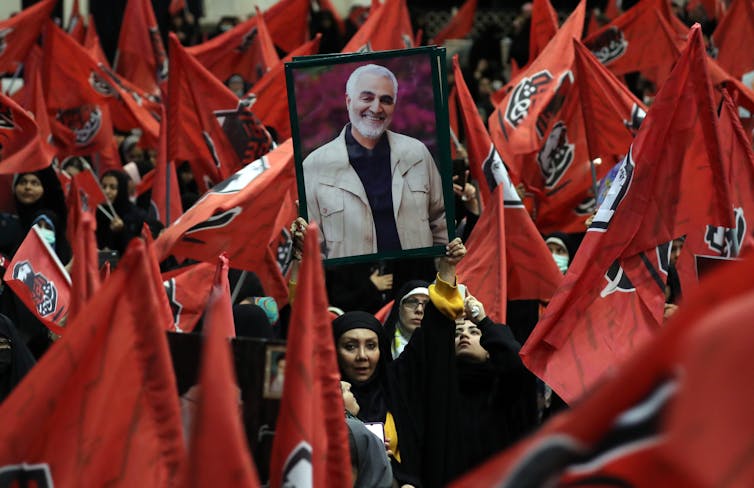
[349,108,389,140]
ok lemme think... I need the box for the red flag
[14,47,57,165]
[264,0,310,53]
[155,140,296,308]
[3,225,71,335]
[72,168,108,215]
[167,33,273,190]
[151,107,183,226]
[528,0,559,65]
[83,14,109,64]
[245,34,322,141]
[0,0,56,74]
[342,0,414,53]
[711,0,754,81]
[186,8,279,88]
[583,3,683,90]
[43,21,160,159]
[604,0,621,20]
[66,177,101,321]
[451,252,754,487]
[115,0,168,96]
[169,0,186,16]
[520,25,733,404]
[0,88,50,174]
[432,0,478,45]
[67,0,86,44]
[453,55,562,303]
[182,253,261,487]
[269,222,352,488]
[161,261,216,333]
[0,240,186,486]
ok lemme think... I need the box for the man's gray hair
[345,64,398,102]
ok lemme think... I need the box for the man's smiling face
[347,72,396,141]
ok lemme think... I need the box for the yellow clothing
[385,411,400,462]
[428,273,463,320]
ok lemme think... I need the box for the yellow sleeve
[428,273,463,320]
[288,279,297,305]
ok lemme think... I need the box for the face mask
[38,227,56,247]
[552,253,569,273]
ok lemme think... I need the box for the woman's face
[455,320,488,362]
[337,328,380,384]
[14,174,44,205]
[101,175,119,203]
[398,293,429,334]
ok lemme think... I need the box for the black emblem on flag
[281,441,313,486]
[538,121,575,189]
[214,99,273,166]
[275,227,294,275]
[705,207,746,258]
[587,26,628,65]
[601,260,635,296]
[0,463,54,487]
[163,277,184,328]
[575,196,596,216]
[623,103,646,135]
[590,148,635,232]
[56,104,103,146]
[12,261,58,317]
[504,70,554,129]
[0,103,14,130]
[89,71,118,97]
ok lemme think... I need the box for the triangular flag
[0,0,56,74]
[432,0,478,45]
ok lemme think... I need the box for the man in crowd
[303,64,447,260]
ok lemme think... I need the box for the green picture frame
[285,46,456,266]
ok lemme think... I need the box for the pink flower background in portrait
[292,53,439,161]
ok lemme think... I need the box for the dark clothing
[339,303,460,487]
[0,313,36,404]
[346,126,401,252]
[455,317,539,473]
[96,170,148,256]
[326,262,391,314]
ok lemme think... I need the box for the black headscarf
[332,311,389,423]
[232,304,273,339]
[13,168,68,238]
[0,313,36,404]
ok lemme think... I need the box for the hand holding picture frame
[286,47,455,265]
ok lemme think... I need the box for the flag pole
[4,63,24,95]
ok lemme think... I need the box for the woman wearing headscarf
[332,238,466,488]
[96,169,148,256]
[382,280,430,360]
[453,293,539,472]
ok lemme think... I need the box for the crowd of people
[0,0,749,486]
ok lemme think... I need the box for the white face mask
[37,227,56,247]
[552,253,569,274]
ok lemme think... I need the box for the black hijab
[332,311,389,423]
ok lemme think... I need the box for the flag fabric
[66,0,86,44]
[3,226,71,335]
[520,25,733,404]
[161,261,216,333]
[167,34,273,191]
[151,106,183,226]
[169,0,186,16]
[115,0,169,96]
[263,0,311,53]
[342,0,415,53]
[450,252,754,487]
[452,55,562,304]
[269,222,352,488]
[246,34,322,142]
[0,0,56,75]
[83,14,110,65]
[711,0,754,81]
[155,140,296,308]
[72,167,108,214]
[583,2,683,90]
[0,88,50,175]
[432,0,478,45]
[182,253,261,487]
[43,21,160,158]
[66,177,101,322]
[14,47,57,165]
[528,0,559,65]
[0,239,186,487]
[186,7,279,88]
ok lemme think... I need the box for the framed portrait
[285,47,456,265]
[263,344,287,399]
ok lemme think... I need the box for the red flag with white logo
[269,222,352,488]
[520,25,733,404]
[0,0,56,75]
[115,0,168,96]
[161,261,216,333]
